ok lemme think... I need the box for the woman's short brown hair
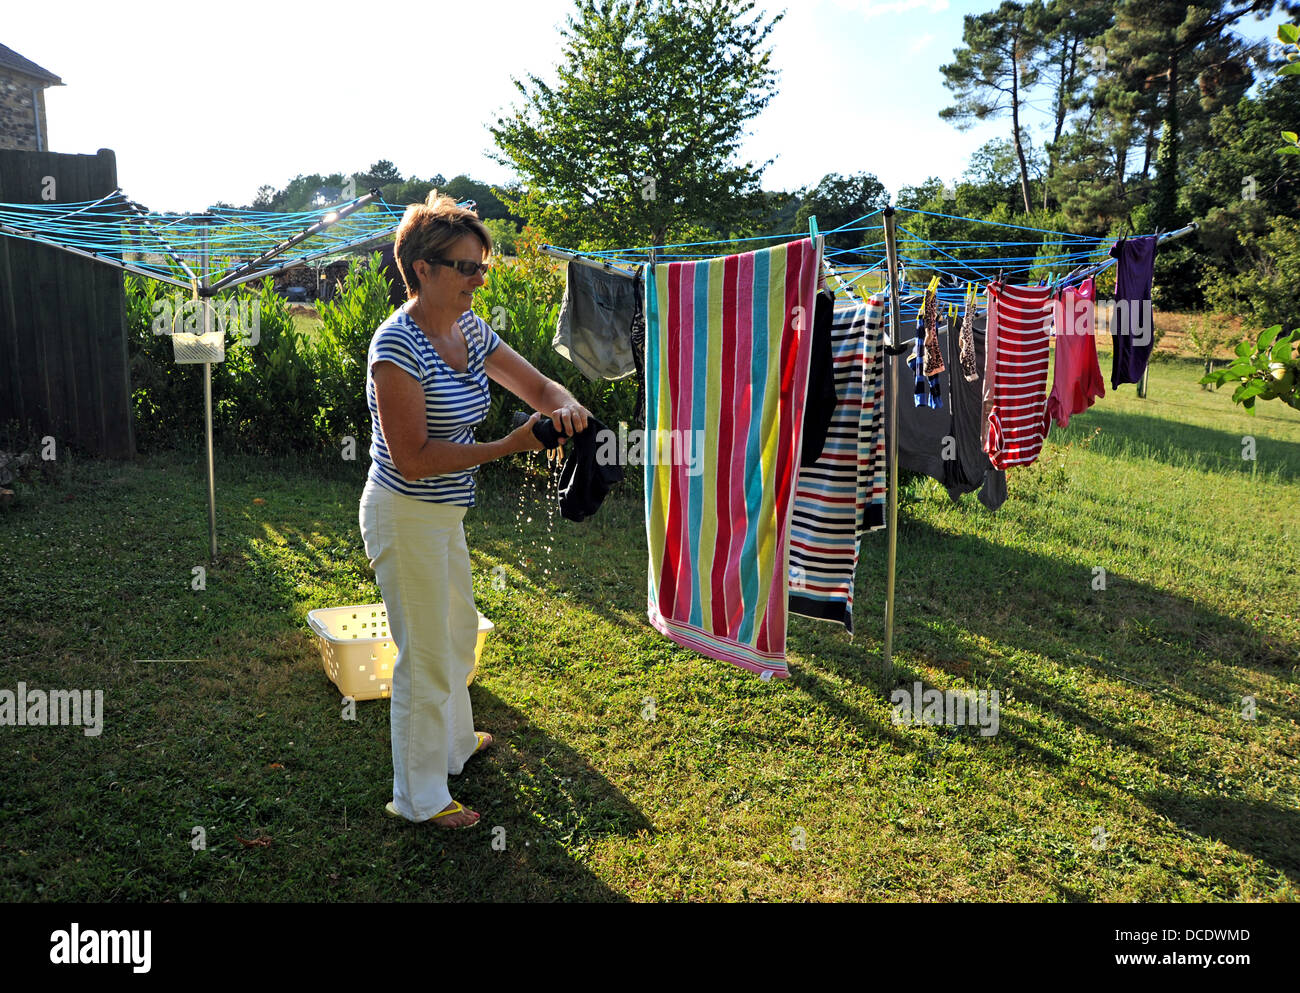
[393,191,493,298]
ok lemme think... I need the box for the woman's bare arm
[372,361,539,481]
[484,340,590,435]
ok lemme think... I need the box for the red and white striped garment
[981,281,1053,470]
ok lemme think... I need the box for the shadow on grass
[231,468,1296,894]
[228,520,649,902]
[1142,790,1300,885]
[771,511,1296,781]
[1053,405,1300,482]
[424,687,651,901]
[865,515,1294,688]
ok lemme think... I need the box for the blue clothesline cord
[822,208,886,235]
[0,191,438,284]
[897,206,1107,240]
[896,224,1010,283]
[581,229,811,258]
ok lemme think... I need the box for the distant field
[288,307,323,346]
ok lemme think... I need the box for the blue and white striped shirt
[366,308,502,505]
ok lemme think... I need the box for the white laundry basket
[307,603,494,701]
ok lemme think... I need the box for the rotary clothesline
[540,207,1198,674]
[0,189,413,292]
[0,190,1197,670]
[551,207,1196,323]
[0,187,434,560]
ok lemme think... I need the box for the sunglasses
[425,257,491,277]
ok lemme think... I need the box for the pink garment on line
[1046,278,1105,429]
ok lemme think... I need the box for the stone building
[0,43,63,152]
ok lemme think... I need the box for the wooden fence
[0,147,134,458]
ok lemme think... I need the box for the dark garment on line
[800,288,838,467]
[1109,235,1159,389]
[558,414,624,522]
[554,261,641,382]
[885,315,1007,511]
[512,412,567,450]
[630,296,647,426]
[909,313,943,409]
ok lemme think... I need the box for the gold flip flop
[385,800,480,828]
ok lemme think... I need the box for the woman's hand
[506,412,546,454]
[482,342,591,440]
[550,400,591,438]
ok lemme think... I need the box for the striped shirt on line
[982,281,1053,471]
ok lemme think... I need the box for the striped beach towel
[787,284,887,634]
[644,239,820,678]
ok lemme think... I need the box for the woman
[359,192,590,828]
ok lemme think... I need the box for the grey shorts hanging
[553,261,641,382]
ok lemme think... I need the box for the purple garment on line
[1109,235,1158,389]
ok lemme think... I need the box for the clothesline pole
[209,189,382,292]
[211,227,407,294]
[538,243,640,279]
[882,206,903,676]
[199,218,218,562]
[0,219,194,289]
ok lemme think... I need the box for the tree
[940,1,1047,214]
[1185,76,1300,224]
[965,137,1028,190]
[1033,0,1114,209]
[359,160,403,187]
[753,189,802,239]
[440,175,521,223]
[482,217,521,257]
[1050,113,1143,230]
[794,172,889,257]
[1201,322,1300,411]
[389,175,446,205]
[490,0,782,249]
[1100,1,1297,232]
[248,170,453,211]
[1279,21,1300,152]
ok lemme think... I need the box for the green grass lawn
[1,357,1297,902]
[290,313,324,345]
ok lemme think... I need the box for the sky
[4,0,1288,212]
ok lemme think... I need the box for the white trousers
[359,479,480,820]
